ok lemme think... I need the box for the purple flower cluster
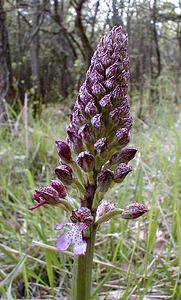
[62,26,135,202]
[31,26,148,255]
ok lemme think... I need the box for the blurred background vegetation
[0,0,180,117]
[0,0,181,299]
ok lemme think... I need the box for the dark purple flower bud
[123,58,129,71]
[71,105,86,126]
[94,137,107,156]
[85,77,94,93]
[121,34,128,49]
[109,98,130,125]
[70,207,93,226]
[115,128,130,147]
[87,68,104,83]
[104,41,113,56]
[121,51,127,60]
[78,124,95,144]
[91,114,104,131]
[76,151,95,172]
[121,203,149,219]
[51,180,67,198]
[55,164,73,185]
[67,126,83,153]
[105,62,123,78]
[117,71,130,84]
[77,96,86,112]
[92,59,105,74]
[55,140,72,162]
[72,136,84,153]
[99,94,113,111]
[110,148,137,165]
[103,77,117,91]
[114,163,132,183]
[112,85,128,104]
[120,96,130,111]
[35,186,59,205]
[85,99,98,117]
[80,182,95,206]
[109,107,120,125]
[101,54,113,68]
[120,117,133,129]
[79,84,93,105]
[66,124,77,141]
[92,82,106,99]
[97,169,113,193]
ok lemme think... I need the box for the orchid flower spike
[31,26,148,256]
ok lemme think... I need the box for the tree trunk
[152,0,161,78]
[112,0,123,26]
[0,0,13,100]
[90,0,99,42]
[30,0,43,118]
[0,0,13,122]
[149,0,161,103]
[74,0,93,69]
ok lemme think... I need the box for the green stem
[72,226,96,300]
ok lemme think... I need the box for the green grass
[0,102,180,299]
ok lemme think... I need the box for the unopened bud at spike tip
[85,99,98,116]
[78,124,95,144]
[71,106,86,126]
[94,137,107,157]
[92,82,106,99]
[97,169,113,193]
[66,127,83,154]
[55,164,73,185]
[115,128,130,147]
[103,77,117,91]
[50,180,67,198]
[105,62,123,78]
[76,151,95,172]
[110,148,137,165]
[121,203,149,219]
[114,163,132,183]
[91,114,104,131]
[55,140,72,162]
[120,117,133,129]
[99,94,113,111]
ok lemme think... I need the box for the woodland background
[0,0,181,299]
[0,0,181,117]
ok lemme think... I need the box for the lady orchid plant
[30,26,148,300]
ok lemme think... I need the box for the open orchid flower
[55,207,93,255]
[55,222,88,255]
